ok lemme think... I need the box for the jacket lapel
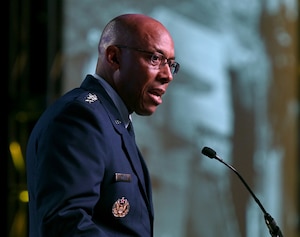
[80,75,152,209]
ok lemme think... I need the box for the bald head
[94,14,177,115]
[98,13,173,56]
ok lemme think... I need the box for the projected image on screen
[62,1,298,236]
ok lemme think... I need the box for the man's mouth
[148,88,165,105]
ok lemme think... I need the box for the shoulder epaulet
[84,92,98,103]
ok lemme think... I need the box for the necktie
[127,121,146,188]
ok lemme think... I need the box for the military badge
[112,197,130,217]
[114,119,122,125]
[85,93,98,103]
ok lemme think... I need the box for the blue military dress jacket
[26,74,154,237]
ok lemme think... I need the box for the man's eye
[151,54,161,63]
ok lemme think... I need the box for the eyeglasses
[115,45,180,75]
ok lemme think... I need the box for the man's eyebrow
[155,49,176,60]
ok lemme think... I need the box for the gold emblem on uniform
[112,197,130,217]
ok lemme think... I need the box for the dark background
[6,1,62,236]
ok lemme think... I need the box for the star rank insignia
[112,197,130,218]
[85,93,98,103]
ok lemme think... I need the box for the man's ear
[106,45,120,67]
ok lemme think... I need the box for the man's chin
[135,106,157,116]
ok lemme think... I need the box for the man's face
[114,34,176,116]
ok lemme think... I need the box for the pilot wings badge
[112,196,130,218]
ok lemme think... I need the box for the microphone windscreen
[201,146,217,158]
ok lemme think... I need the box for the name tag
[115,173,131,182]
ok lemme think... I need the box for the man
[26,13,180,237]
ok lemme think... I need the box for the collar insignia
[115,119,122,125]
[112,197,130,218]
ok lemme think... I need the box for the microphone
[201,146,283,237]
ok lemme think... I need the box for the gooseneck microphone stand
[201,146,283,237]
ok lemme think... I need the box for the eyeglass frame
[114,45,180,75]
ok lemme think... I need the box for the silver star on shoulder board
[85,93,98,103]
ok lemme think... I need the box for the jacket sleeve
[33,99,110,237]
